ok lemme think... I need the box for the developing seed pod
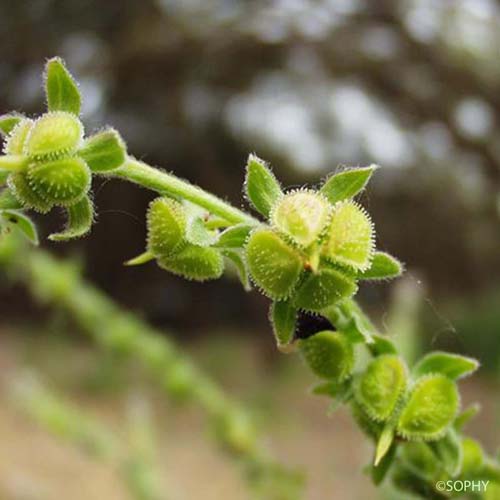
[271,190,330,247]
[293,268,357,311]
[7,170,54,213]
[354,355,408,423]
[158,245,224,281]
[246,228,303,299]
[3,118,33,155]
[322,200,374,271]
[397,374,459,441]
[27,157,91,206]
[24,112,83,160]
[298,330,354,381]
[147,198,187,258]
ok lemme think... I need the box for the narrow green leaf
[0,113,24,136]
[49,196,93,241]
[78,128,127,172]
[222,249,251,291]
[413,351,479,381]
[320,165,378,204]
[375,423,395,466]
[371,439,396,485]
[244,154,283,218]
[124,251,155,266]
[45,57,82,115]
[357,252,403,280]
[1,209,39,244]
[454,403,480,431]
[270,299,297,351]
[215,223,253,249]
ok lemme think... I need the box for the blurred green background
[0,1,499,499]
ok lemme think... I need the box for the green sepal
[214,223,253,249]
[454,403,480,431]
[244,154,283,218]
[78,128,126,172]
[371,438,397,485]
[299,330,354,381]
[0,209,39,244]
[185,212,218,247]
[158,245,224,282]
[24,112,83,160]
[27,157,91,206]
[124,251,155,267]
[44,57,82,115]
[374,422,395,466]
[3,118,33,155]
[7,170,54,213]
[222,249,251,291]
[397,374,459,441]
[0,113,24,136]
[429,428,462,477]
[147,197,187,258]
[320,165,377,204]
[368,334,398,356]
[324,299,375,344]
[49,195,93,241]
[294,268,357,312]
[357,252,403,280]
[270,299,297,351]
[412,351,479,381]
[354,355,408,423]
[311,379,351,400]
[246,229,302,299]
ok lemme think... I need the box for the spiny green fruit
[7,170,54,213]
[294,268,357,311]
[158,245,223,281]
[3,118,33,155]
[27,157,91,206]
[24,112,83,160]
[147,198,187,258]
[354,355,408,422]
[246,228,303,299]
[322,200,374,271]
[271,190,330,247]
[298,330,354,381]
[397,374,459,441]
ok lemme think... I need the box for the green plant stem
[113,157,259,226]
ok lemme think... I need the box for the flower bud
[271,190,330,247]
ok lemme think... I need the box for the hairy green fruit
[4,119,33,155]
[322,201,374,271]
[7,170,54,213]
[397,374,459,441]
[354,355,408,422]
[246,229,302,299]
[27,157,90,206]
[271,190,330,247]
[294,268,357,311]
[299,330,354,381]
[147,198,187,258]
[25,112,83,160]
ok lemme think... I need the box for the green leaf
[320,165,378,204]
[429,428,462,477]
[371,438,396,485]
[215,224,253,249]
[375,423,395,466]
[454,403,480,431]
[1,209,38,244]
[0,113,24,136]
[49,195,93,241]
[357,252,403,280]
[244,154,283,218]
[270,299,297,351]
[78,128,127,173]
[413,351,479,381]
[222,249,251,291]
[45,57,82,115]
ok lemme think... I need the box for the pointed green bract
[354,355,407,422]
[246,229,302,299]
[7,170,54,213]
[397,374,459,441]
[322,201,374,271]
[49,195,93,241]
[78,128,126,172]
[294,268,357,311]
[413,351,479,381]
[45,57,82,115]
[147,198,187,258]
[244,154,282,218]
[299,330,354,381]
[158,245,224,281]
[320,165,377,204]
[357,252,403,280]
[27,157,91,206]
[1,209,39,244]
[0,114,24,136]
[4,119,33,155]
[215,224,253,249]
[271,191,330,247]
[270,299,297,350]
[375,423,395,466]
[25,112,83,159]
